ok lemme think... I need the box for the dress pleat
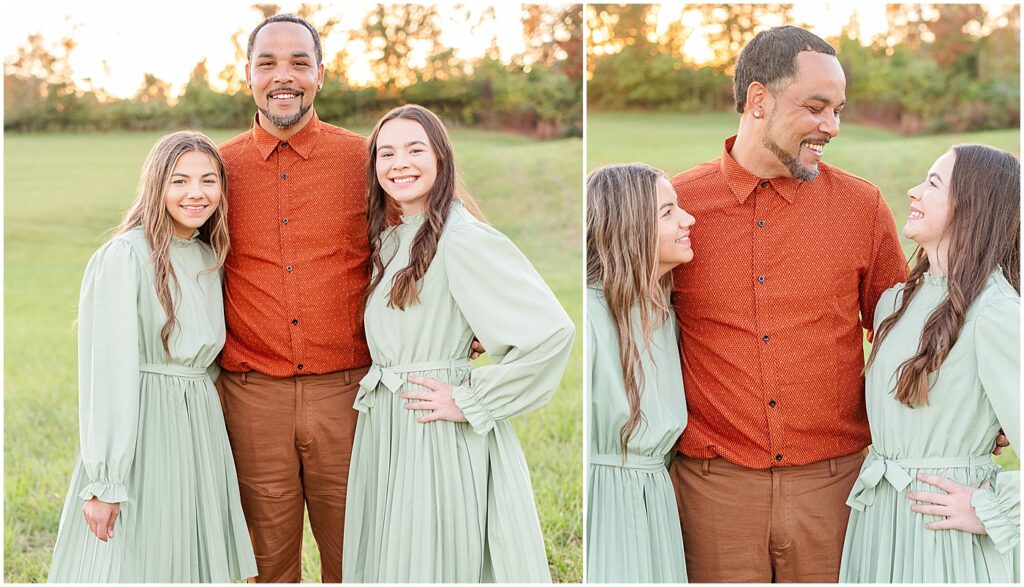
[48,229,257,583]
[839,271,1019,583]
[586,287,688,583]
[343,202,574,583]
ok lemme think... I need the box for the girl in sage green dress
[585,163,696,583]
[48,132,257,583]
[342,104,575,582]
[840,144,1020,583]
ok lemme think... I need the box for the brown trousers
[669,450,866,583]
[216,367,365,583]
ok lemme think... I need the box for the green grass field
[4,127,583,582]
[589,111,1021,471]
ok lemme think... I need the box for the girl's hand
[82,497,120,542]
[402,376,468,423]
[907,474,987,534]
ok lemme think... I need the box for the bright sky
[3,1,529,98]
[658,3,891,64]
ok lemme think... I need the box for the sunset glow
[4,1,531,98]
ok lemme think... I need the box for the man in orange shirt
[214,14,370,583]
[667,27,908,582]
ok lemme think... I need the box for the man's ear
[245,63,252,90]
[747,81,768,116]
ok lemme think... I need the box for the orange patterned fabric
[219,111,371,377]
[671,135,908,469]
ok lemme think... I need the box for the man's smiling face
[246,21,324,130]
[760,51,846,181]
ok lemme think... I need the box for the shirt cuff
[452,382,495,436]
[78,480,128,504]
[972,484,1020,554]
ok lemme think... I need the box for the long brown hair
[365,104,483,309]
[116,131,230,358]
[867,144,1020,407]
[586,163,674,457]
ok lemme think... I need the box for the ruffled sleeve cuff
[453,382,495,437]
[972,484,1020,554]
[78,480,128,504]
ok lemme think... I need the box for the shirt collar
[719,135,803,205]
[251,109,321,161]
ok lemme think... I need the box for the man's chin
[790,159,820,182]
[260,106,309,130]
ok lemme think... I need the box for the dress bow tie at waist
[590,453,668,471]
[355,358,472,411]
[139,363,209,380]
[846,451,992,511]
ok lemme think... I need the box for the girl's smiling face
[374,118,439,216]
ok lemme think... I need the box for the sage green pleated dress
[840,270,1019,583]
[342,201,575,583]
[48,228,257,583]
[586,287,687,583]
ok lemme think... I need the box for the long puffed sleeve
[76,238,142,503]
[971,292,1020,553]
[443,220,575,436]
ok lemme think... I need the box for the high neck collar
[171,230,200,247]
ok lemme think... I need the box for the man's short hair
[733,26,836,114]
[247,13,323,65]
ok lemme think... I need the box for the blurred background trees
[4,3,582,137]
[587,3,1019,134]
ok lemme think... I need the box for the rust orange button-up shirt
[219,111,371,377]
[671,136,908,469]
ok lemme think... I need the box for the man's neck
[257,109,315,142]
[730,125,790,180]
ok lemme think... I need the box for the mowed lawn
[4,128,583,582]
[589,111,1021,471]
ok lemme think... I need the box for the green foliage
[588,46,732,111]
[587,6,1020,134]
[839,36,1020,134]
[4,61,581,137]
[4,130,582,582]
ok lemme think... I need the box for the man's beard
[762,110,819,182]
[260,102,311,129]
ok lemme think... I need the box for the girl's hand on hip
[403,376,468,423]
[82,497,120,542]
[907,474,987,534]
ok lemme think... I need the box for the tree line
[4,4,582,137]
[587,4,1020,134]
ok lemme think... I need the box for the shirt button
[757,220,766,228]
[775,453,783,462]
[286,265,293,272]
[297,364,304,370]
[292,319,299,326]
[282,218,289,224]
[281,172,288,180]
[757,275,766,283]
[768,399,777,408]
[760,181,769,188]
[762,334,770,343]
[281,142,289,149]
